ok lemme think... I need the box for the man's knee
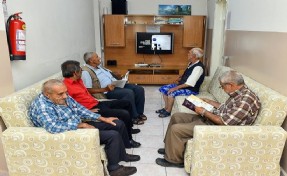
[135,85,145,95]
[170,113,181,122]
[170,124,181,133]
[114,120,126,130]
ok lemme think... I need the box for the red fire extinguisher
[6,12,26,60]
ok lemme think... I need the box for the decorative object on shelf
[158,5,191,15]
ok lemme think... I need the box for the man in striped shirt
[156,70,261,168]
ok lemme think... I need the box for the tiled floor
[119,86,189,176]
[121,85,287,176]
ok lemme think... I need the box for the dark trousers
[86,120,128,171]
[93,99,133,148]
[106,83,145,119]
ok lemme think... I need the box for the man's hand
[98,117,118,126]
[77,122,96,129]
[90,108,100,113]
[194,106,205,115]
[105,84,115,91]
[168,87,177,94]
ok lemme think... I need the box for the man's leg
[164,112,201,142]
[165,96,175,113]
[98,130,126,171]
[97,100,132,136]
[87,119,131,148]
[106,88,139,119]
[124,84,145,115]
[164,119,205,164]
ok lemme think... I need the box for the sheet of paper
[111,80,127,88]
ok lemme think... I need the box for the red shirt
[63,78,99,109]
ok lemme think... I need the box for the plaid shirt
[29,93,100,133]
[213,85,261,125]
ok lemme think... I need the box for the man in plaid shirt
[29,79,139,176]
[156,70,261,168]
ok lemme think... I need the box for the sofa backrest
[0,72,63,128]
[242,75,287,126]
[208,66,230,103]
[208,66,287,126]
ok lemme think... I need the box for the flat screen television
[136,32,174,54]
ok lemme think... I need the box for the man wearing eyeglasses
[156,70,261,168]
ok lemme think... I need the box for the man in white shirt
[81,52,147,125]
[156,48,205,117]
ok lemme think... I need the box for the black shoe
[130,139,141,148]
[109,165,137,176]
[131,128,140,134]
[125,154,141,162]
[155,158,184,168]
[157,148,165,155]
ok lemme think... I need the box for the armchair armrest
[1,127,105,176]
[189,126,287,175]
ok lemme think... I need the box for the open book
[111,71,130,88]
[182,95,214,112]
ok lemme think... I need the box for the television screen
[136,32,174,54]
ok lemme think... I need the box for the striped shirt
[29,93,100,133]
[213,85,261,125]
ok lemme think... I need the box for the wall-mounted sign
[158,5,191,15]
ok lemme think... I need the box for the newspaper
[111,80,127,88]
[111,71,129,88]
[122,71,129,80]
[182,95,214,112]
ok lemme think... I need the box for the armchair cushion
[185,125,287,175]
[1,127,105,176]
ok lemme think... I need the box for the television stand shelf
[106,65,185,85]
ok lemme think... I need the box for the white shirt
[184,60,204,87]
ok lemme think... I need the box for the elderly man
[156,48,205,117]
[81,52,147,125]
[29,79,139,176]
[61,60,141,148]
[156,70,261,167]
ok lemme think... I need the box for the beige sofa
[0,72,108,176]
[172,66,287,175]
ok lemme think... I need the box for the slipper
[158,110,171,118]
[156,108,165,114]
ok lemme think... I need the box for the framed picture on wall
[158,5,191,15]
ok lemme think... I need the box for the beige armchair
[0,73,108,176]
[172,66,287,175]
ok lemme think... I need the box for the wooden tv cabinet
[106,65,185,85]
[103,14,206,84]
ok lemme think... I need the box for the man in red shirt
[61,60,141,148]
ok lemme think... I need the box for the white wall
[227,0,287,32]
[99,0,207,15]
[6,0,97,90]
[96,0,208,58]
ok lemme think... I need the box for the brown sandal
[133,118,144,125]
[139,114,147,121]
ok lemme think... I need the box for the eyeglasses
[219,83,230,89]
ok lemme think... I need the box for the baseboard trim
[0,170,8,176]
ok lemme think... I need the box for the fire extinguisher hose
[6,14,14,59]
